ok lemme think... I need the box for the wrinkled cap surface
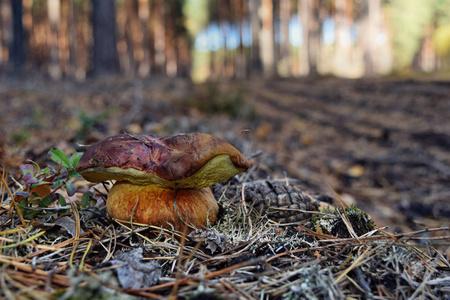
[76,133,250,189]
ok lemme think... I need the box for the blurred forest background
[2,0,450,81]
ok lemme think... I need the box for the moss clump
[332,205,376,237]
[307,205,376,238]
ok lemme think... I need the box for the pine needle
[0,175,27,227]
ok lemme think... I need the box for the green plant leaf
[24,209,39,218]
[69,152,83,168]
[81,192,92,208]
[69,170,81,178]
[40,195,53,207]
[32,180,53,187]
[49,148,71,169]
[17,198,27,211]
[20,164,36,176]
[41,167,55,174]
[57,194,67,207]
[53,179,65,189]
[65,182,77,196]
[28,160,41,173]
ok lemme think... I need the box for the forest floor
[2,75,448,231]
[0,75,449,298]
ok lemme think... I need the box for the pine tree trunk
[153,0,165,73]
[47,0,61,79]
[124,0,137,78]
[165,15,177,77]
[249,0,262,75]
[259,0,275,77]
[138,0,150,77]
[360,0,380,77]
[333,0,353,76]
[298,0,308,75]
[62,0,78,78]
[305,0,319,77]
[9,0,26,72]
[1,0,12,64]
[234,0,246,79]
[92,0,120,76]
[280,0,291,76]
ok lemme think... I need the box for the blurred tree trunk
[280,0,291,76]
[47,0,61,79]
[360,0,380,77]
[60,0,69,76]
[299,0,319,77]
[28,1,48,69]
[9,0,25,72]
[61,0,78,78]
[220,0,236,78]
[1,0,11,64]
[297,0,307,75]
[225,0,236,78]
[259,0,275,77]
[234,0,246,79]
[333,0,353,76]
[216,0,227,78]
[165,6,177,77]
[413,25,436,72]
[249,0,261,75]
[92,0,120,76]
[176,34,190,78]
[210,48,216,79]
[124,0,137,78]
[272,1,279,74]
[137,0,150,77]
[153,0,165,73]
[172,2,190,78]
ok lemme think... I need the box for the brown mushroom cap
[76,133,250,189]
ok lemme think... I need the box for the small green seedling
[17,148,87,219]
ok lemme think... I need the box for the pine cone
[214,180,320,223]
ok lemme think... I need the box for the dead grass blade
[0,173,26,227]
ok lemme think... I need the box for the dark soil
[243,77,450,232]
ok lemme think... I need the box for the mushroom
[76,133,250,231]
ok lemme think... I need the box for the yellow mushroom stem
[106,181,219,231]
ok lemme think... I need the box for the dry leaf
[55,216,85,237]
[110,248,161,289]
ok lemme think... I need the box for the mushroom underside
[107,181,219,231]
[80,154,245,189]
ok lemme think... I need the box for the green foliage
[12,108,44,145]
[307,205,376,238]
[49,148,73,169]
[16,148,89,220]
[389,0,436,69]
[435,0,450,26]
[433,24,450,57]
[81,192,95,208]
[183,0,210,38]
[434,0,450,58]
[75,109,111,140]
[12,129,31,145]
